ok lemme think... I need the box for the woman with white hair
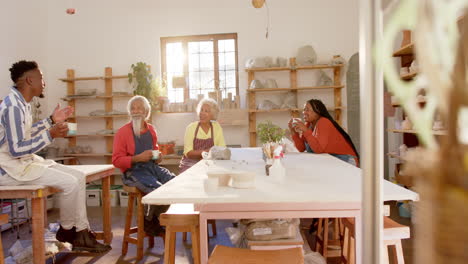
[179,98,226,173]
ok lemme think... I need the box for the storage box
[119,190,129,207]
[86,185,101,207]
[97,185,122,207]
[107,185,122,207]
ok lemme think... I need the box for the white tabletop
[67,164,114,176]
[142,148,418,205]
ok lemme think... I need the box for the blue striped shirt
[0,88,53,176]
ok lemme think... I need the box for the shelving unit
[387,129,448,136]
[246,58,344,146]
[60,67,132,164]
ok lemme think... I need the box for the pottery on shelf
[330,55,346,65]
[401,117,413,130]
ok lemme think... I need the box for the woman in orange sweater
[288,99,359,166]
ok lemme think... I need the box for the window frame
[160,33,239,103]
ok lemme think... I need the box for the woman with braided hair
[288,99,359,167]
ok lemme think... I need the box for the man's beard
[131,115,143,137]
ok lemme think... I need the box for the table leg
[199,214,209,264]
[101,176,112,244]
[355,213,362,264]
[31,197,45,264]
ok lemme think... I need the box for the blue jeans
[305,142,357,166]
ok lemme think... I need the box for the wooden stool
[121,185,164,261]
[208,245,304,264]
[0,214,8,264]
[341,216,410,264]
[183,219,217,241]
[314,218,343,259]
[160,204,201,264]
[159,204,217,264]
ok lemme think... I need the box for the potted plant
[128,62,167,111]
[257,120,285,175]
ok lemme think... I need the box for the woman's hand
[294,121,308,133]
[288,118,295,131]
[133,150,153,163]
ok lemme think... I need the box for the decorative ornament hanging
[66,0,75,15]
[252,0,265,9]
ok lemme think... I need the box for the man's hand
[133,150,153,163]
[51,104,74,123]
[49,123,69,138]
[155,153,163,164]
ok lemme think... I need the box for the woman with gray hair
[179,98,226,173]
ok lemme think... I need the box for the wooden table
[0,164,114,264]
[142,148,419,264]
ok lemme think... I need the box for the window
[161,33,239,103]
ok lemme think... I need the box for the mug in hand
[152,150,161,160]
[67,122,77,136]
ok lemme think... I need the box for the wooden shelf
[62,94,133,100]
[62,67,129,167]
[392,96,426,107]
[247,58,344,146]
[296,64,344,70]
[245,64,344,72]
[66,134,115,138]
[249,108,299,113]
[388,129,448,136]
[64,153,112,157]
[401,72,418,80]
[156,111,196,114]
[73,115,128,119]
[250,106,342,113]
[247,85,344,93]
[393,43,414,57]
[59,75,128,82]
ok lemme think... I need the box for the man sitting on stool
[0,60,111,253]
[112,95,175,235]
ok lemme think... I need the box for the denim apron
[123,130,175,194]
[305,142,357,167]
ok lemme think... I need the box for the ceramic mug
[152,150,161,160]
[67,122,77,136]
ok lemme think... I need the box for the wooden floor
[1,202,414,263]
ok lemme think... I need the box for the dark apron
[179,122,214,173]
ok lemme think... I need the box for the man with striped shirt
[0,60,111,253]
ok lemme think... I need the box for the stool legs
[190,224,201,264]
[164,226,177,264]
[122,193,135,256]
[183,219,216,241]
[136,193,145,261]
[121,190,160,261]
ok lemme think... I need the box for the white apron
[0,104,55,181]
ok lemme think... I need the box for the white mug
[67,122,77,135]
[152,150,161,160]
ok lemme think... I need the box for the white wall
[1,0,359,155]
[0,1,48,98]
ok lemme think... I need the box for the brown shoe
[72,229,112,253]
[56,226,76,243]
